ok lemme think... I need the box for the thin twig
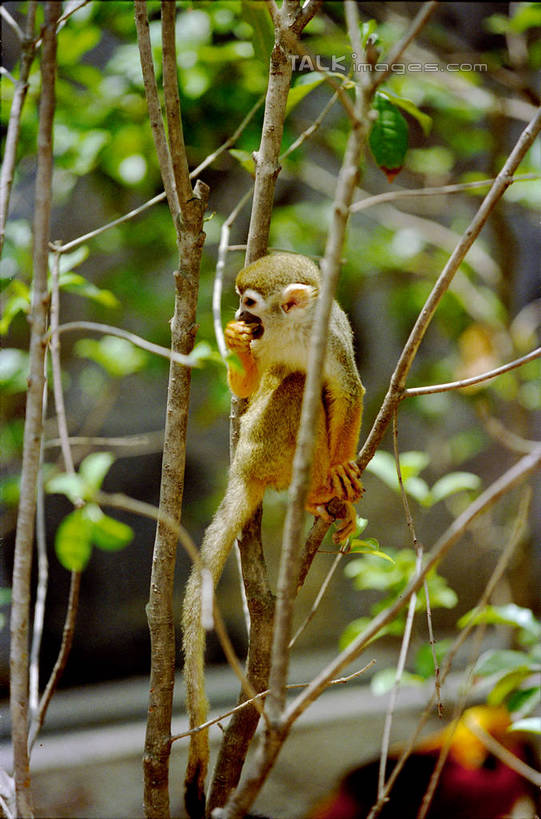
[372,1,439,91]
[52,320,195,365]
[44,431,165,455]
[93,490,257,724]
[358,106,541,474]
[134,0,180,234]
[404,347,541,397]
[0,1,37,256]
[9,5,59,815]
[465,716,541,788]
[54,98,262,254]
[377,413,422,797]
[171,662,376,742]
[161,0,191,209]
[289,551,344,649]
[0,5,23,40]
[28,245,84,751]
[480,410,538,455]
[213,189,253,361]
[350,174,541,212]
[286,447,540,731]
[28,375,49,726]
[366,488,532,819]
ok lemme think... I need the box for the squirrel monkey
[182,252,364,817]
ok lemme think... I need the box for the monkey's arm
[225,320,260,398]
[308,378,364,542]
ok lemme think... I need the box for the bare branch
[53,320,195,366]
[289,551,344,649]
[358,106,541,474]
[286,446,541,728]
[10,5,60,815]
[134,0,181,231]
[368,489,532,819]
[372,2,439,91]
[0,5,24,40]
[377,412,425,797]
[0,1,37,256]
[172,662,376,743]
[404,347,541,397]
[161,0,192,207]
[350,174,541,213]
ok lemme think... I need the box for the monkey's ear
[281,283,316,313]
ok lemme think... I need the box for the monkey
[182,252,365,818]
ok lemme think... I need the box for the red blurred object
[308,707,540,819]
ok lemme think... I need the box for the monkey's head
[234,253,320,342]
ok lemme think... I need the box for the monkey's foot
[225,320,258,354]
[331,501,357,544]
[328,461,363,502]
[306,498,357,544]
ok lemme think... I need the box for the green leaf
[404,475,431,505]
[228,149,255,176]
[430,471,481,504]
[0,349,29,394]
[87,504,133,551]
[487,669,534,706]
[369,92,409,181]
[79,452,114,491]
[58,272,120,308]
[509,717,541,735]
[349,539,396,563]
[415,639,452,678]
[0,280,30,334]
[399,451,431,480]
[46,472,87,504]
[359,20,378,49]
[371,668,425,695]
[53,245,89,275]
[0,588,12,606]
[355,516,369,535]
[366,450,397,489]
[458,604,541,646]
[506,686,540,719]
[339,616,403,650]
[74,335,148,377]
[377,89,432,136]
[55,508,94,571]
[474,649,537,677]
[286,72,326,116]
[241,0,274,64]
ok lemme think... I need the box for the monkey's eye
[244,297,256,308]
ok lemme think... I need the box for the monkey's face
[235,283,318,361]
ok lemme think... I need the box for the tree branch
[404,347,541,397]
[286,445,541,729]
[358,105,541,474]
[9,4,60,816]
[0,1,37,256]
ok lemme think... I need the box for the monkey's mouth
[238,310,264,338]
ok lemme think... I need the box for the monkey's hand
[225,319,259,354]
[225,320,260,398]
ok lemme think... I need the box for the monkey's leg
[325,390,364,502]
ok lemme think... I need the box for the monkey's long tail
[182,472,263,819]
